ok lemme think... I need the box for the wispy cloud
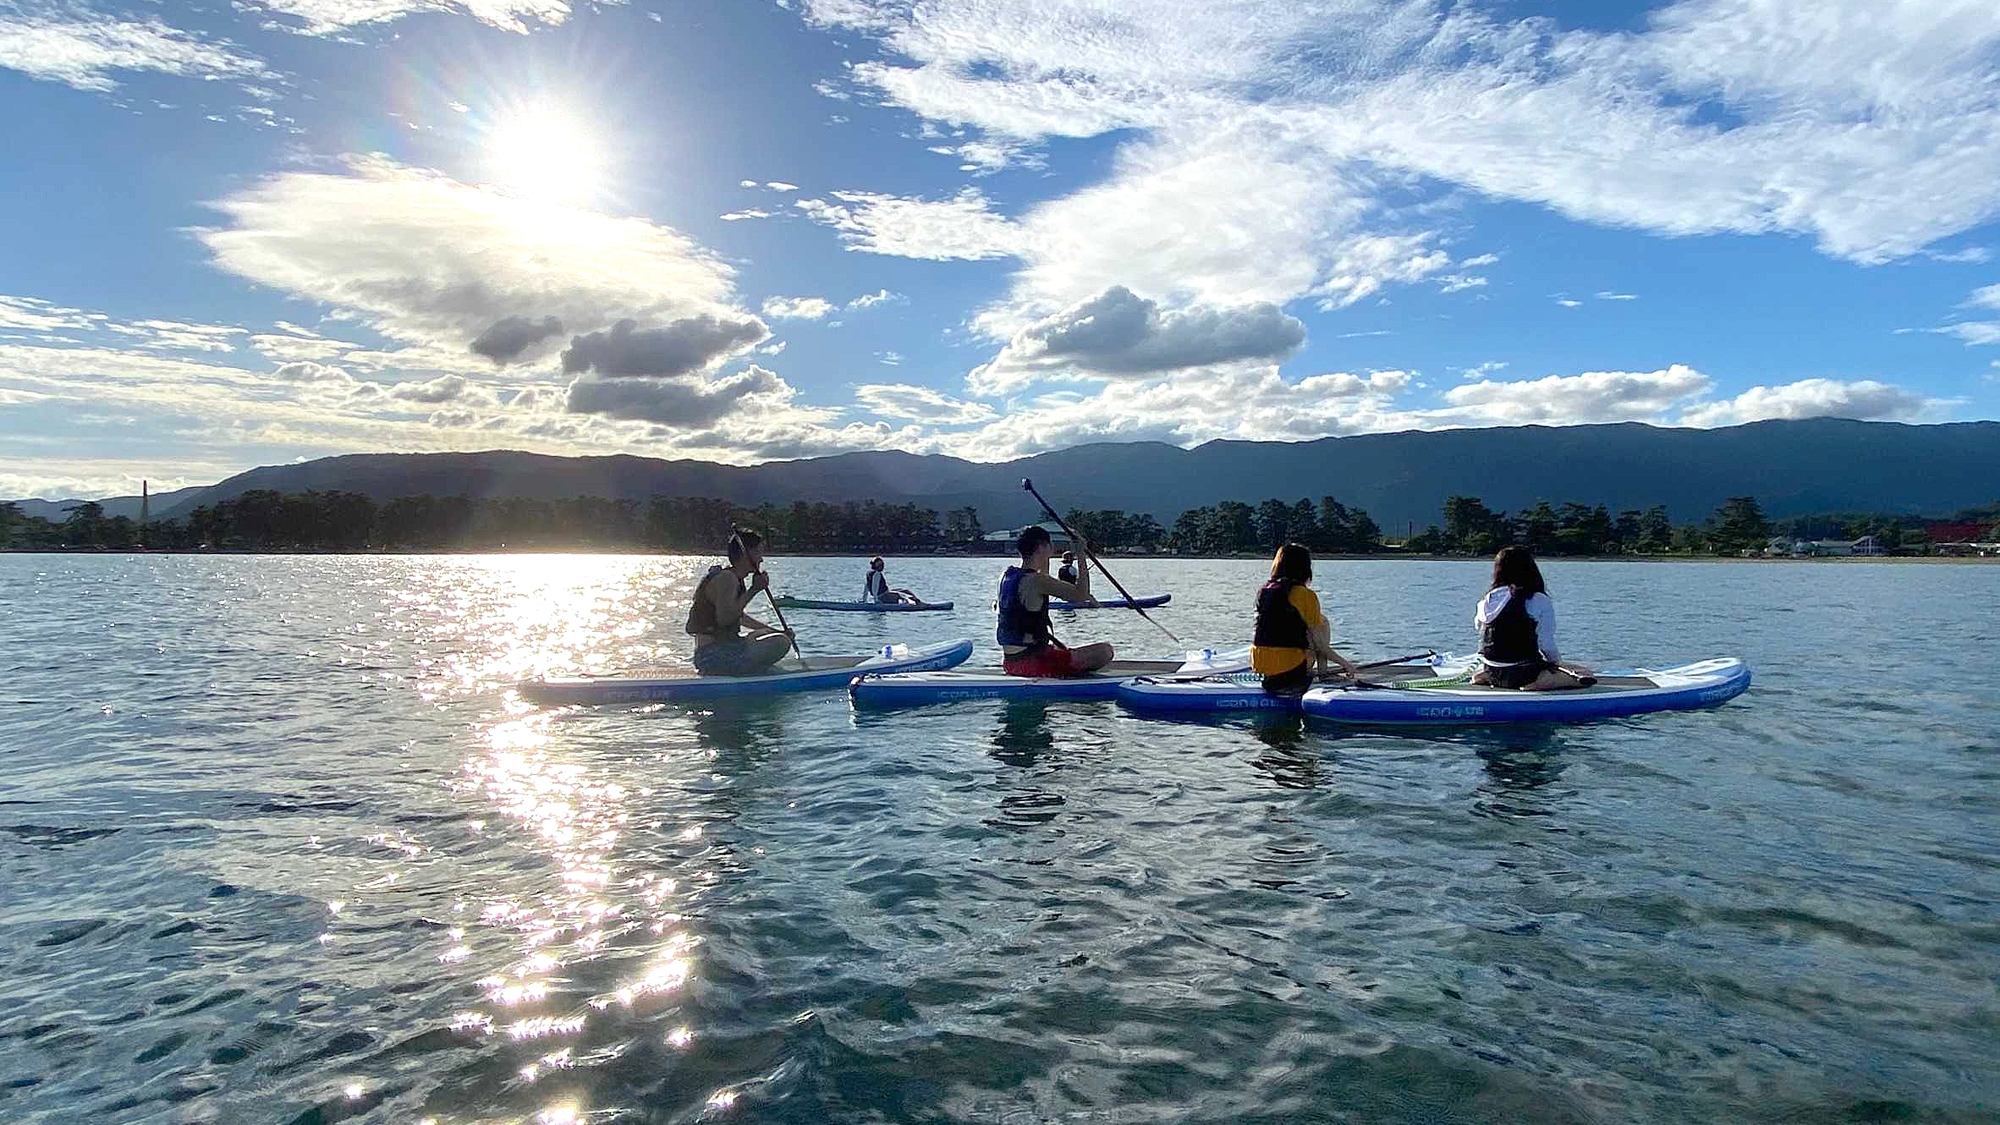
[0,5,269,92]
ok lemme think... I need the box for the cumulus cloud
[273,360,353,384]
[564,364,783,427]
[388,374,475,404]
[1438,366,1714,426]
[0,5,268,92]
[854,383,997,424]
[761,296,835,320]
[559,315,768,379]
[969,286,1306,393]
[469,314,564,363]
[1679,379,1942,426]
[201,156,746,369]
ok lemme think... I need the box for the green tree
[1710,496,1770,554]
[1254,498,1292,548]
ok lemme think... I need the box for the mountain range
[12,418,1999,534]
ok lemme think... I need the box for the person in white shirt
[863,557,923,605]
[1471,546,1594,691]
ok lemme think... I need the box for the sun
[485,104,606,203]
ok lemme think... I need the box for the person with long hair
[1252,543,1357,694]
[1472,546,1594,690]
[863,556,923,605]
[997,525,1115,677]
[685,527,795,675]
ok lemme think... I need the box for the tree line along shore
[4,489,1996,558]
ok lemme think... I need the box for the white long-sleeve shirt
[1474,587,1559,665]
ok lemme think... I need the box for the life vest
[1479,587,1540,665]
[864,569,888,601]
[1057,562,1077,584]
[996,565,1054,650]
[1252,578,1310,649]
[685,565,743,638]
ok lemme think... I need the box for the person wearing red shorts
[998,525,1115,677]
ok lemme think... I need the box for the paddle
[1020,477,1183,646]
[761,578,801,658]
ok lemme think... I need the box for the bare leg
[1070,641,1116,673]
[742,632,793,673]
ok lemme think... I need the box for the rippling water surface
[2,553,1996,1124]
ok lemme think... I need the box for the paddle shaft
[762,582,801,657]
[1312,648,1440,684]
[1020,478,1182,646]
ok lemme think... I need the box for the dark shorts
[1261,663,1316,696]
[694,638,765,676]
[1003,645,1083,678]
[1481,658,1552,689]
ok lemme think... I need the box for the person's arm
[1297,588,1355,675]
[1033,551,1092,602]
[1530,593,1559,663]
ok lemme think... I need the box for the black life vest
[1253,578,1310,649]
[1479,587,1540,664]
[864,569,888,601]
[996,565,1054,650]
[685,565,743,638]
[1057,562,1077,584]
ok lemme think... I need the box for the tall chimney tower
[140,480,149,547]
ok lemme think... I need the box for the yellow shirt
[1251,585,1325,675]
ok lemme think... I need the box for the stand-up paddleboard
[849,645,1249,708]
[1302,657,1751,725]
[520,638,974,705]
[1048,594,1171,611]
[773,596,955,613]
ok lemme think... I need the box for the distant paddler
[685,527,795,676]
[998,525,1114,677]
[863,556,926,605]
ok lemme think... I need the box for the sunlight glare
[486,105,605,203]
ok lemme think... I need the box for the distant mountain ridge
[17,419,2000,534]
[8,486,206,523]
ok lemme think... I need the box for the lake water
[1,553,1995,1124]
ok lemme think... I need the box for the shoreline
[4,547,1993,563]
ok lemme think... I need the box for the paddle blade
[1020,477,1034,491]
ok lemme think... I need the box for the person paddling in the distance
[685,528,795,676]
[997,525,1114,677]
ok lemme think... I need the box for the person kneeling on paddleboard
[998,526,1114,677]
[863,557,924,605]
[686,528,795,676]
[1471,546,1595,691]
[1252,543,1357,695]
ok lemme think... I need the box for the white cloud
[846,289,902,308]
[1459,253,1500,268]
[968,286,1306,394]
[1458,361,1508,380]
[388,373,481,404]
[1438,275,1488,294]
[878,351,902,366]
[242,0,587,36]
[1555,297,1582,308]
[1679,378,1944,426]
[719,209,773,221]
[0,5,268,92]
[795,188,1027,261]
[854,383,996,424]
[739,179,759,188]
[1924,247,1992,264]
[1439,366,1713,426]
[1596,291,1639,301]
[200,156,746,365]
[0,295,94,333]
[807,0,2000,274]
[765,181,800,192]
[761,296,835,320]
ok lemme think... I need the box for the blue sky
[2,0,1999,498]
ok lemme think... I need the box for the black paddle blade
[1020,477,1034,491]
